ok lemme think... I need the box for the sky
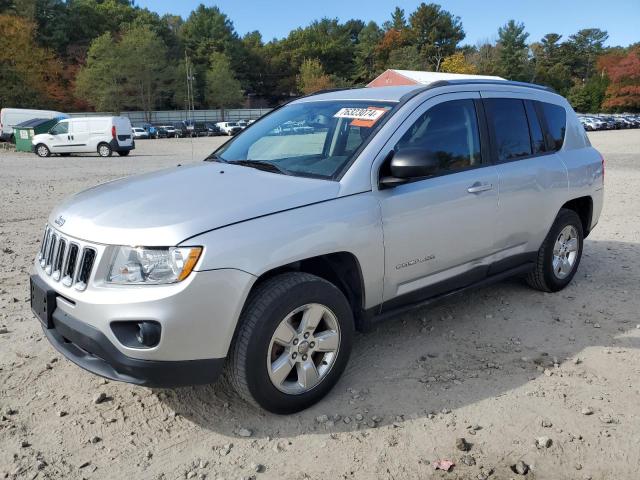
[135,0,639,47]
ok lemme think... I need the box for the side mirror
[380,148,440,187]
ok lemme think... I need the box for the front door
[47,120,71,153]
[374,93,499,308]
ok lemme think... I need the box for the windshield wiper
[232,160,291,175]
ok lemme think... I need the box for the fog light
[111,320,161,348]
[136,321,161,347]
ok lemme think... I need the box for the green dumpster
[13,118,62,152]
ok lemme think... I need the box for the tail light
[111,125,116,139]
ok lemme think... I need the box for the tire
[527,208,584,292]
[228,272,354,414]
[117,150,130,156]
[97,143,112,157]
[35,144,50,157]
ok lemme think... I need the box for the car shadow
[157,238,640,438]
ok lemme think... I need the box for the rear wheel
[117,150,130,156]
[527,209,583,292]
[97,143,112,157]
[35,144,50,157]
[228,272,354,414]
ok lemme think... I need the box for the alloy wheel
[266,303,341,395]
[552,225,579,279]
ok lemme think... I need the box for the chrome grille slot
[38,226,49,261]
[40,229,52,267]
[37,225,99,292]
[52,238,66,281]
[45,234,57,274]
[75,248,96,291]
[62,243,79,287]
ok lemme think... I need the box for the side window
[538,102,566,151]
[484,98,532,162]
[395,99,482,174]
[524,101,546,154]
[50,122,68,135]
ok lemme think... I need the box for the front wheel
[527,209,584,292]
[97,143,112,157]
[35,144,50,157]
[228,272,354,414]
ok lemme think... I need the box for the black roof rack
[443,79,557,93]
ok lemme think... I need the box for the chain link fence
[67,109,272,123]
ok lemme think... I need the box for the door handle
[467,183,493,194]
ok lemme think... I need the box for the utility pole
[185,50,196,124]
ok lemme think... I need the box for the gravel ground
[1,131,639,480]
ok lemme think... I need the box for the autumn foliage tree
[441,52,477,74]
[601,47,640,111]
[297,58,335,94]
[0,14,66,109]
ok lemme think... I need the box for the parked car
[30,80,603,413]
[132,127,149,139]
[32,116,134,157]
[133,122,157,138]
[1,108,67,142]
[157,125,178,137]
[216,121,242,136]
[237,120,248,129]
[152,124,169,139]
[173,122,189,137]
[204,123,223,136]
[185,121,208,137]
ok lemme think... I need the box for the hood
[50,162,340,246]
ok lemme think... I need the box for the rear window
[484,98,532,163]
[538,102,566,151]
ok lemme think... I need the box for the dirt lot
[1,131,639,480]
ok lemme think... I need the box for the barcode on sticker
[334,108,386,121]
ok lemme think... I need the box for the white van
[0,108,67,141]
[31,116,135,157]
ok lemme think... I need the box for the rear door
[375,92,500,307]
[481,93,569,265]
[69,119,90,152]
[114,118,133,147]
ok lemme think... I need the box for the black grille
[77,248,96,286]
[63,243,79,283]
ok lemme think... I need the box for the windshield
[211,100,395,179]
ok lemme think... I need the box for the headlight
[107,246,202,285]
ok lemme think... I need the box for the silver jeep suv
[30,80,604,413]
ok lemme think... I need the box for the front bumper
[42,302,224,387]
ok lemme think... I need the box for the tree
[566,28,608,82]
[468,40,501,76]
[353,21,382,83]
[76,25,168,116]
[408,3,465,71]
[297,58,334,94]
[601,48,640,111]
[180,5,243,105]
[383,7,407,31]
[441,52,476,74]
[205,52,243,117]
[0,14,66,109]
[497,20,530,81]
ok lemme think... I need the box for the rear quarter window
[538,102,567,151]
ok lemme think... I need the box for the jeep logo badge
[54,215,65,227]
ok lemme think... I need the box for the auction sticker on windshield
[334,107,387,127]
